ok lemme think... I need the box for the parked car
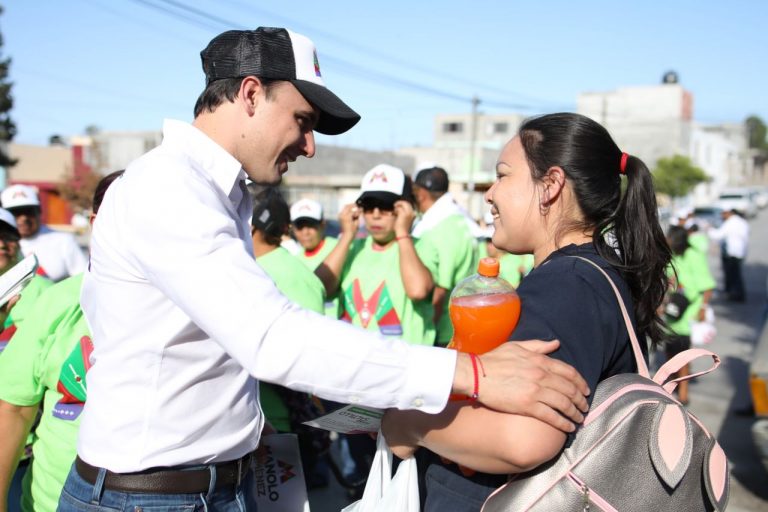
[691,206,724,229]
[715,188,758,218]
[750,186,768,209]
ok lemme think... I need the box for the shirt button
[412,398,424,407]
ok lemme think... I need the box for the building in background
[5,140,87,225]
[577,73,694,170]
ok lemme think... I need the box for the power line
[128,0,569,112]
[217,0,566,109]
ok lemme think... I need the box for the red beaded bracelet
[468,353,486,401]
[395,234,411,242]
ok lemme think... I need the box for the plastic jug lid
[477,257,500,277]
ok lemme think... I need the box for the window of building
[493,122,509,134]
[443,122,463,134]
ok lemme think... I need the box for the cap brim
[0,221,19,238]
[292,215,322,223]
[357,191,400,204]
[292,80,360,135]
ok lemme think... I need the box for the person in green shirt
[478,218,534,288]
[411,166,478,346]
[250,186,330,490]
[664,225,716,405]
[290,198,340,318]
[0,207,53,511]
[317,164,436,346]
[314,163,436,487]
[0,171,122,512]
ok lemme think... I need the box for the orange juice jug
[449,257,521,355]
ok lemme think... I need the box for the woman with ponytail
[381,113,672,511]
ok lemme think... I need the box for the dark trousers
[723,256,745,301]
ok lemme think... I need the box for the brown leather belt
[75,453,253,494]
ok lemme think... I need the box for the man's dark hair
[666,225,689,256]
[251,187,291,247]
[414,166,449,198]
[193,77,279,118]
[93,170,125,214]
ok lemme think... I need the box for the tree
[58,167,102,213]
[0,5,17,168]
[746,115,768,151]
[652,155,709,198]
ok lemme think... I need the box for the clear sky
[3,0,766,151]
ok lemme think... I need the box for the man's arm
[0,401,37,512]
[451,341,589,431]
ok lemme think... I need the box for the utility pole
[467,95,481,193]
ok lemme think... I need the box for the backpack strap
[569,256,650,378]
[653,348,720,393]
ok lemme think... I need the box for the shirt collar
[161,119,246,198]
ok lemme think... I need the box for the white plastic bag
[341,430,420,512]
[691,306,716,346]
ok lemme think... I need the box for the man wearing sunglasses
[0,185,87,283]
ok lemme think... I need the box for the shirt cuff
[397,344,456,414]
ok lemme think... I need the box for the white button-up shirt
[79,119,455,472]
[20,225,87,282]
[708,214,749,259]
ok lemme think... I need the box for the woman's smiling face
[484,136,541,254]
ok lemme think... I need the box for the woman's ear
[540,166,566,207]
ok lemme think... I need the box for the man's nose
[301,131,316,158]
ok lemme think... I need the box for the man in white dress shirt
[709,208,750,302]
[58,27,589,511]
[0,184,87,282]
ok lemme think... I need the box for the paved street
[685,208,768,511]
[308,209,768,511]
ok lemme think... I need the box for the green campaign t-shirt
[0,274,86,512]
[297,236,338,271]
[667,246,716,336]
[499,253,535,288]
[256,247,326,432]
[688,232,709,254]
[298,237,340,319]
[416,214,477,344]
[339,237,436,346]
[0,275,54,353]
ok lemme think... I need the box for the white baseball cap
[290,198,323,222]
[0,208,19,237]
[357,164,407,203]
[1,184,40,210]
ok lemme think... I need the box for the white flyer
[302,404,384,434]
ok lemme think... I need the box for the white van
[715,188,757,218]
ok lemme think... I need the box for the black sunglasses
[0,230,20,243]
[293,218,321,230]
[356,198,396,213]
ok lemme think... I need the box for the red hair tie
[619,153,629,175]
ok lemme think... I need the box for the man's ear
[540,166,566,207]
[239,76,265,116]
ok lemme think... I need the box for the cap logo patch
[369,172,388,183]
[12,191,28,199]
[313,50,321,77]
[299,205,312,211]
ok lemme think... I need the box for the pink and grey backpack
[482,257,730,512]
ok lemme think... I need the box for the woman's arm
[382,400,566,474]
[393,200,434,300]
[315,204,359,297]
